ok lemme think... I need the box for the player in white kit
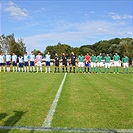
[6,52,11,72]
[12,52,17,72]
[0,53,5,72]
[29,51,35,72]
[36,52,42,73]
[24,52,29,72]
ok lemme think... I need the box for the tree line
[44,38,133,64]
[0,34,133,64]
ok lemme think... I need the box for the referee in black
[62,52,68,73]
[70,51,76,73]
[54,53,60,73]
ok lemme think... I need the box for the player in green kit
[113,52,120,74]
[96,53,103,73]
[104,53,111,73]
[90,53,97,73]
[78,54,84,73]
[122,54,129,74]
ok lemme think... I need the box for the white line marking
[42,73,67,127]
[0,126,133,133]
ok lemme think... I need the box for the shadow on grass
[0,110,27,133]
[0,113,8,120]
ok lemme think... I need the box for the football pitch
[0,67,133,133]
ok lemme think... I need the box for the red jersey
[85,55,90,61]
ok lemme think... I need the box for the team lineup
[0,51,129,74]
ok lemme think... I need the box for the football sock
[84,67,86,72]
[62,67,64,72]
[73,67,75,72]
[70,67,72,72]
[40,67,42,72]
[65,67,67,72]
[30,67,32,72]
[78,67,80,72]
[3,67,5,72]
[88,67,89,72]
[82,67,84,72]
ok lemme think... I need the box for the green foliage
[0,34,26,56]
[44,42,72,58]
[32,49,43,56]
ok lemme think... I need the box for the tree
[44,42,72,58]
[0,34,26,56]
[119,39,133,64]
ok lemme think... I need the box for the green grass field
[0,66,133,133]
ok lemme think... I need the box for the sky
[0,0,133,52]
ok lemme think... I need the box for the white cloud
[90,11,95,14]
[23,20,133,52]
[127,32,133,35]
[4,1,28,20]
[109,13,133,20]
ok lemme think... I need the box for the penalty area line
[42,73,67,127]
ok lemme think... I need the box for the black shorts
[12,61,17,66]
[19,63,23,68]
[70,62,75,66]
[55,62,59,66]
[62,62,67,66]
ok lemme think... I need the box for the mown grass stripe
[0,126,133,133]
[42,73,67,127]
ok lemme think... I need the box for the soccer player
[12,52,17,72]
[104,53,111,74]
[113,52,120,74]
[122,54,129,74]
[70,52,76,73]
[36,52,42,73]
[24,52,29,72]
[90,53,97,73]
[29,51,35,72]
[62,52,68,73]
[18,55,24,72]
[78,53,84,73]
[84,53,90,73]
[0,53,5,72]
[96,53,103,73]
[54,53,60,73]
[6,52,11,72]
[45,51,51,73]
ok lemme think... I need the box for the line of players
[0,51,129,74]
[58,52,129,74]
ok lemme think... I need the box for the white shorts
[105,63,110,68]
[37,62,42,67]
[78,62,84,67]
[91,62,96,68]
[97,62,102,67]
[123,63,128,68]
[114,61,119,67]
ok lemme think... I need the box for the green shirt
[90,56,97,62]
[104,56,111,63]
[97,55,102,62]
[122,56,129,63]
[78,55,84,62]
[113,55,120,61]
